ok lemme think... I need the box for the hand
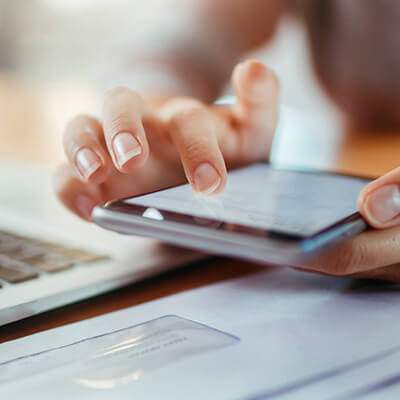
[56,58,400,283]
[298,169,400,282]
[55,60,279,220]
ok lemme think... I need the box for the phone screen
[123,164,370,237]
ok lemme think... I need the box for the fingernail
[76,148,102,180]
[113,132,142,167]
[75,195,97,221]
[364,184,400,225]
[193,163,221,195]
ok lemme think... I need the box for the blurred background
[0,0,336,168]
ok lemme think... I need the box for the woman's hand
[55,58,400,283]
[54,60,279,220]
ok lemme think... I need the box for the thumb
[358,166,400,228]
[232,60,280,136]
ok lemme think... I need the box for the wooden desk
[0,259,266,343]
[0,76,399,345]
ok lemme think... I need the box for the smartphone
[92,163,371,265]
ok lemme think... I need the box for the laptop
[0,159,201,326]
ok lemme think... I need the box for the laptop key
[0,256,39,283]
[35,242,107,264]
[27,253,75,273]
[0,233,21,253]
[49,246,107,263]
[0,232,108,274]
[3,245,44,262]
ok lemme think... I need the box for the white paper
[1,268,400,399]
[275,348,400,400]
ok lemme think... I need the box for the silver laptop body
[0,160,199,326]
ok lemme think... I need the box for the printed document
[1,268,400,399]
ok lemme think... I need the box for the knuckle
[184,140,210,161]
[327,243,367,276]
[107,111,134,135]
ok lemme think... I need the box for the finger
[231,60,279,159]
[298,225,400,276]
[160,98,227,195]
[295,264,400,284]
[103,87,150,172]
[349,264,400,284]
[54,164,103,221]
[63,115,111,184]
[358,166,400,228]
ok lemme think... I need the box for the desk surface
[0,72,399,345]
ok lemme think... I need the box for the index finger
[103,87,150,172]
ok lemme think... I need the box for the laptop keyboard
[0,231,108,285]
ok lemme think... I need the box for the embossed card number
[0,316,239,389]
